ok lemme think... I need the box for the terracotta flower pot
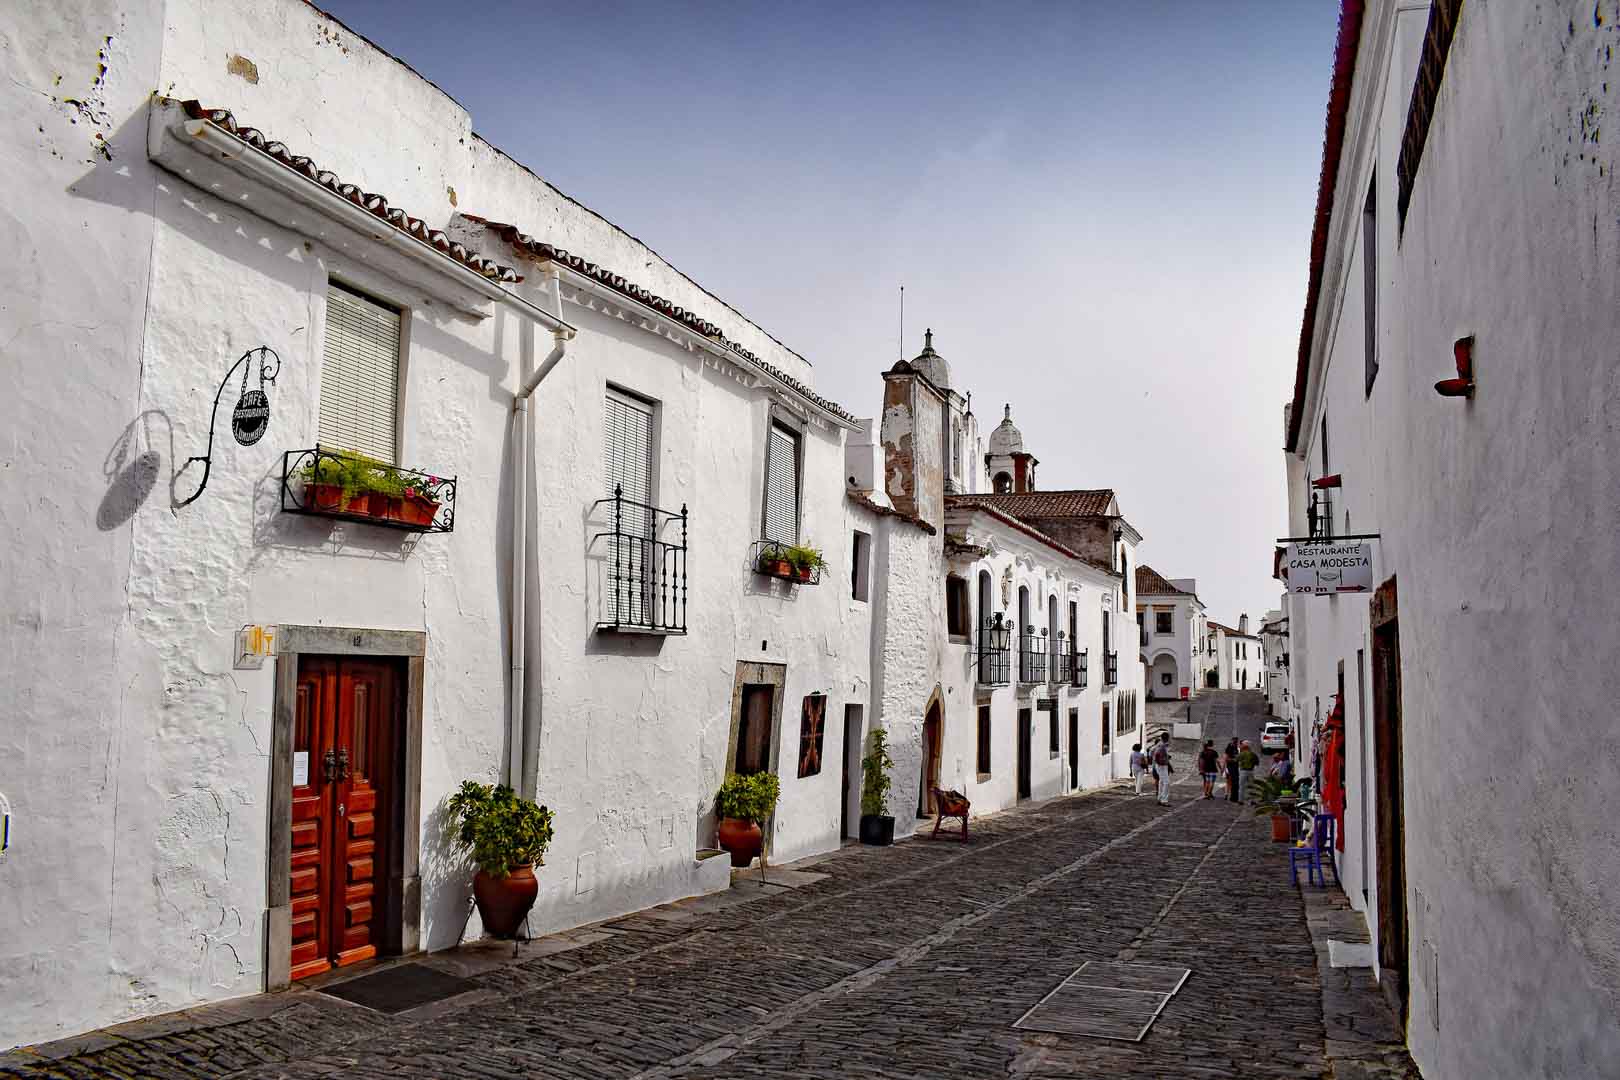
[716,816,763,867]
[760,558,792,578]
[307,482,369,515]
[472,864,539,938]
[398,493,439,527]
[794,564,813,582]
[1270,813,1292,843]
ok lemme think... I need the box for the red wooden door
[289,656,399,981]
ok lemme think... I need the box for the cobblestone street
[4,699,1411,1079]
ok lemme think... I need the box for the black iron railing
[1018,630,1048,684]
[1073,650,1089,689]
[1104,650,1120,687]
[1139,627,1150,647]
[977,642,1011,686]
[280,447,456,532]
[593,485,687,634]
[1053,647,1072,685]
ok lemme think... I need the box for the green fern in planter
[445,780,554,878]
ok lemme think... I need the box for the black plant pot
[859,814,895,846]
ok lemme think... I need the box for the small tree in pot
[446,781,554,938]
[859,728,895,846]
[715,772,781,867]
[1248,775,1298,844]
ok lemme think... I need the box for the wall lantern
[1435,335,1475,398]
[978,612,1012,654]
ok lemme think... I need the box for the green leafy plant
[445,780,555,878]
[301,448,439,503]
[860,728,894,817]
[784,544,827,574]
[757,542,791,570]
[1247,775,1299,816]
[715,772,781,823]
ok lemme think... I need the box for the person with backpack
[1152,736,1174,805]
[1223,737,1241,802]
[1237,740,1259,803]
[1129,742,1146,795]
[1198,740,1220,799]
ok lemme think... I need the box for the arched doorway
[1150,653,1179,700]
[918,698,943,817]
[1206,669,1219,689]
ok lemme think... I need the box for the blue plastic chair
[1289,813,1339,888]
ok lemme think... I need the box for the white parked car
[1260,722,1291,752]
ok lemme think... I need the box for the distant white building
[1133,567,1208,700]
[1258,609,1288,715]
[1206,616,1263,691]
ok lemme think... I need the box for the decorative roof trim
[846,491,937,535]
[470,218,859,427]
[1287,0,1367,453]
[177,100,522,285]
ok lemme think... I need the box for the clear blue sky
[322,0,1341,628]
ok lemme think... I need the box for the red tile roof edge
[947,497,1118,575]
[1286,0,1367,454]
[846,491,938,535]
[178,100,522,285]
[470,217,857,424]
[1135,565,1189,596]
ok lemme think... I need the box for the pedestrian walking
[1223,737,1240,802]
[1198,740,1219,799]
[1152,737,1173,805]
[1237,740,1258,804]
[1129,742,1146,795]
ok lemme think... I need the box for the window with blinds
[604,388,656,625]
[763,422,799,544]
[318,282,401,463]
[604,388,655,518]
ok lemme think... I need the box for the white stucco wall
[0,0,874,1048]
[1137,593,1197,700]
[1284,3,1620,1077]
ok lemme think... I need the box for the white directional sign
[1285,540,1376,596]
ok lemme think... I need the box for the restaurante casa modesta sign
[1285,540,1376,596]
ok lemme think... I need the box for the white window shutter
[764,423,799,544]
[604,389,656,624]
[318,284,401,463]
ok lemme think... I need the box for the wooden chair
[930,787,970,841]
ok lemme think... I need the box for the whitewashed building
[0,0,1153,1049]
[1133,566,1208,701]
[1279,2,1620,1076]
[1206,617,1263,691]
[1258,609,1288,716]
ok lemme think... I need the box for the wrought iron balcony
[1139,627,1150,647]
[1053,646,1073,685]
[975,613,1012,686]
[593,485,688,634]
[1104,650,1120,687]
[1073,650,1089,689]
[1018,629,1049,684]
[280,446,456,532]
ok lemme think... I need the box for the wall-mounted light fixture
[1435,335,1475,398]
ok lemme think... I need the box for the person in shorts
[1129,742,1146,795]
[1198,740,1219,799]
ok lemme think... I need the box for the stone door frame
[266,625,426,989]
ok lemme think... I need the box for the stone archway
[917,686,945,817]
[1149,651,1179,700]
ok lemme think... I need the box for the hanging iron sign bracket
[175,345,282,509]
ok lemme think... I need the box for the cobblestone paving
[4,750,1373,1079]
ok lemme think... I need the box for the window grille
[319,282,400,463]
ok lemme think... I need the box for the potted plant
[714,771,781,867]
[299,449,441,527]
[756,542,793,579]
[785,544,827,583]
[446,780,555,938]
[1248,775,1297,843]
[859,728,895,846]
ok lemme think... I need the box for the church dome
[910,328,950,389]
[988,404,1024,456]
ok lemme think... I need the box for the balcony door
[605,387,656,624]
[1016,707,1032,800]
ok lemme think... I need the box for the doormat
[317,962,471,1014]
[1013,961,1191,1042]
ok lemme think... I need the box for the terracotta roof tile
[948,489,1116,518]
[946,496,1107,571]
[179,101,522,284]
[472,219,858,423]
[846,491,937,535]
[1135,565,1189,596]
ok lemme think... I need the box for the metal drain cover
[317,962,471,1014]
[1013,961,1191,1042]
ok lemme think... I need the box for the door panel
[289,659,335,981]
[290,655,400,978]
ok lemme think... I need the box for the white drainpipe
[508,266,572,797]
